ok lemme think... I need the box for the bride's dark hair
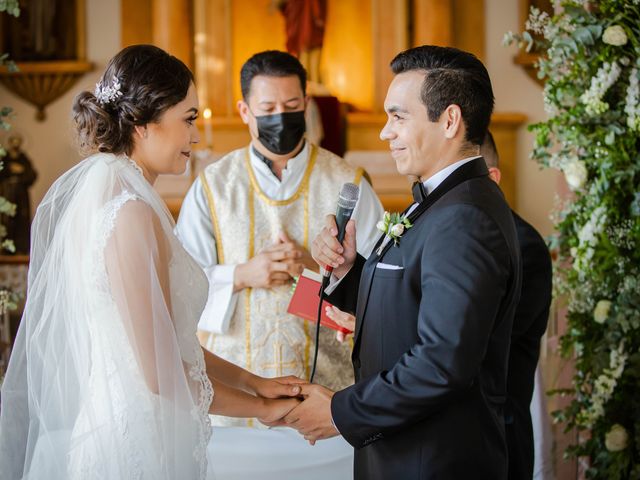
[73,44,194,155]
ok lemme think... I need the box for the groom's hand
[311,215,357,279]
[284,384,338,445]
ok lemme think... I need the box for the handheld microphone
[310,182,359,383]
[322,182,360,278]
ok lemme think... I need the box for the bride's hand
[257,397,301,427]
[250,375,307,399]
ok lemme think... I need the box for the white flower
[580,343,627,428]
[525,7,550,35]
[625,68,640,132]
[580,61,622,116]
[563,159,588,190]
[605,424,629,452]
[391,224,405,236]
[577,206,607,247]
[602,25,628,46]
[375,211,412,255]
[593,300,611,324]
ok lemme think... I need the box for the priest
[176,50,383,477]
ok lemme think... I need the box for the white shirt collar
[247,142,310,200]
[422,155,481,195]
[249,142,309,183]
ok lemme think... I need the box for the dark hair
[390,45,494,146]
[240,50,307,99]
[72,44,194,155]
[480,130,499,168]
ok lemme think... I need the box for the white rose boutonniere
[602,25,628,46]
[376,211,413,255]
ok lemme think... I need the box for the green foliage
[0,0,19,17]
[505,1,640,477]
[0,2,19,257]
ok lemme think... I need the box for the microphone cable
[309,274,331,383]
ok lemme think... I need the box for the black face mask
[255,111,306,155]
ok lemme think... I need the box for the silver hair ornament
[94,77,123,105]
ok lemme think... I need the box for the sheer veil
[0,153,213,479]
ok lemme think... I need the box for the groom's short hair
[390,45,494,146]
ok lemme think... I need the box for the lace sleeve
[104,198,174,393]
[101,196,211,478]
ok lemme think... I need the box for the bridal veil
[0,153,213,479]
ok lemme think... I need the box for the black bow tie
[412,181,427,203]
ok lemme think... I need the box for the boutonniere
[375,211,413,255]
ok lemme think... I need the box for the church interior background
[0,0,577,477]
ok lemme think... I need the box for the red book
[287,269,351,334]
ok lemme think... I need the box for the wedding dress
[0,153,213,479]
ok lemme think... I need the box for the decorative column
[412,0,453,47]
[152,0,193,68]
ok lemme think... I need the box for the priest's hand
[285,384,338,445]
[276,230,319,273]
[234,241,303,290]
[257,397,302,427]
[325,306,355,342]
[311,215,357,279]
[249,374,307,399]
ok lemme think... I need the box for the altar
[207,427,352,480]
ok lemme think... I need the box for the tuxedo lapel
[352,257,376,353]
[352,157,490,350]
[376,158,490,259]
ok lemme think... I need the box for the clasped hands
[256,215,361,442]
[234,230,318,291]
[258,376,339,446]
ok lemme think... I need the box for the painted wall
[485,0,558,236]
[2,0,558,238]
[0,0,121,212]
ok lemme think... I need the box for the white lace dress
[0,154,213,479]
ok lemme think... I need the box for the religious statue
[0,135,37,254]
[276,0,327,84]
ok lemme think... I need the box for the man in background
[481,131,553,480]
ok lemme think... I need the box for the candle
[203,108,213,148]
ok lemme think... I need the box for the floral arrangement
[0,0,19,256]
[505,1,639,478]
[0,0,20,385]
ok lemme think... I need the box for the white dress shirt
[406,155,480,215]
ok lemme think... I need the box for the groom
[284,45,522,479]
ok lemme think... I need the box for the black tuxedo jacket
[328,158,522,480]
[506,213,552,480]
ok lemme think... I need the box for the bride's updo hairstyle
[73,44,194,155]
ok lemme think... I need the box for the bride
[0,44,303,479]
